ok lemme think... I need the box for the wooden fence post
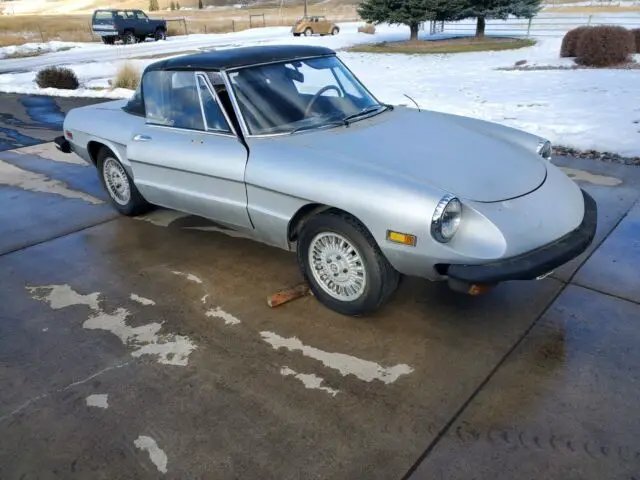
[38,25,45,43]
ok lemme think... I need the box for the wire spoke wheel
[102,157,131,206]
[308,232,367,301]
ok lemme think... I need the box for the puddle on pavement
[560,167,622,187]
[20,96,65,127]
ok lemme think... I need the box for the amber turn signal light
[386,230,417,246]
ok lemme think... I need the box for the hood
[279,107,547,203]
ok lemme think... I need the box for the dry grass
[0,14,99,45]
[112,62,142,89]
[348,37,536,54]
[0,4,358,46]
[358,24,376,34]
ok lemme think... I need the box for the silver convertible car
[56,45,597,316]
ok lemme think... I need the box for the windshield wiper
[342,105,385,124]
[289,118,347,135]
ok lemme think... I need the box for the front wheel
[297,211,400,316]
[155,29,166,41]
[97,148,151,216]
[304,28,313,36]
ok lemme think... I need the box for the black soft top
[144,45,336,73]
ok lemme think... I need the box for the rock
[515,59,527,66]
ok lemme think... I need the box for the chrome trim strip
[220,70,251,137]
[430,194,461,244]
[131,158,245,182]
[194,71,209,131]
[223,54,335,72]
[146,123,236,138]
[196,71,236,136]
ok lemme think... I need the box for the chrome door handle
[133,134,152,142]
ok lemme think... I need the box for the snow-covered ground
[0,17,639,156]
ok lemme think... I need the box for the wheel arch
[287,203,378,247]
[87,139,133,176]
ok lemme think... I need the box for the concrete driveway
[1,96,640,480]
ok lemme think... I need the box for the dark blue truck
[91,9,168,45]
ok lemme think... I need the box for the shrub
[112,62,141,90]
[358,23,376,34]
[575,26,635,67]
[560,26,591,57]
[35,66,79,90]
[631,28,640,53]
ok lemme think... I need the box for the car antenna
[403,94,420,112]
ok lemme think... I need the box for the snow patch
[130,293,156,306]
[0,159,103,204]
[28,285,197,366]
[27,285,101,311]
[86,394,109,409]
[261,331,413,384]
[171,271,204,284]
[134,435,168,474]
[205,307,241,325]
[280,366,339,396]
[83,308,196,366]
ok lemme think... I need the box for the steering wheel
[304,85,343,117]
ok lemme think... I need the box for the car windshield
[226,55,383,135]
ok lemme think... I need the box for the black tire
[304,27,313,36]
[155,29,166,41]
[293,33,301,37]
[297,211,400,316]
[102,36,115,45]
[97,148,151,216]
[122,31,136,44]
[331,27,339,35]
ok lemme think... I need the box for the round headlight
[537,140,552,160]
[431,195,462,243]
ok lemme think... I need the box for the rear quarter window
[94,11,114,20]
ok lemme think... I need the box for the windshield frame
[220,55,385,138]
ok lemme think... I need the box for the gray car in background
[55,45,597,316]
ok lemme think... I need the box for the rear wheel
[101,36,115,45]
[97,148,151,216]
[155,29,166,41]
[304,27,313,36]
[331,26,339,35]
[297,211,400,316]
[122,31,136,44]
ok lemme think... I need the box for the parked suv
[91,9,167,45]
[291,16,339,36]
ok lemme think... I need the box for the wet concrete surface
[408,285,640,480]
[0,93,108,152]
[1,96,640,479]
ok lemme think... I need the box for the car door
[133,10,152,36]
[127,70,252,229]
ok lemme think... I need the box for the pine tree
[460,0,541,37]
[170,0,175,9]
[149,0,159,11]
[358,0,466,41]
[176,1,181,9]
[198,0,203,8]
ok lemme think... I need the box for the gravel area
[554,146,640,166]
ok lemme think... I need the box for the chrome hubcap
[103,157,130,205]
[308,232,366,301]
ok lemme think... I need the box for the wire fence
[433,13,640,37]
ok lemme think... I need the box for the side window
[142,71,205,131]
[196,75,231,133]
[134,10,148,20]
